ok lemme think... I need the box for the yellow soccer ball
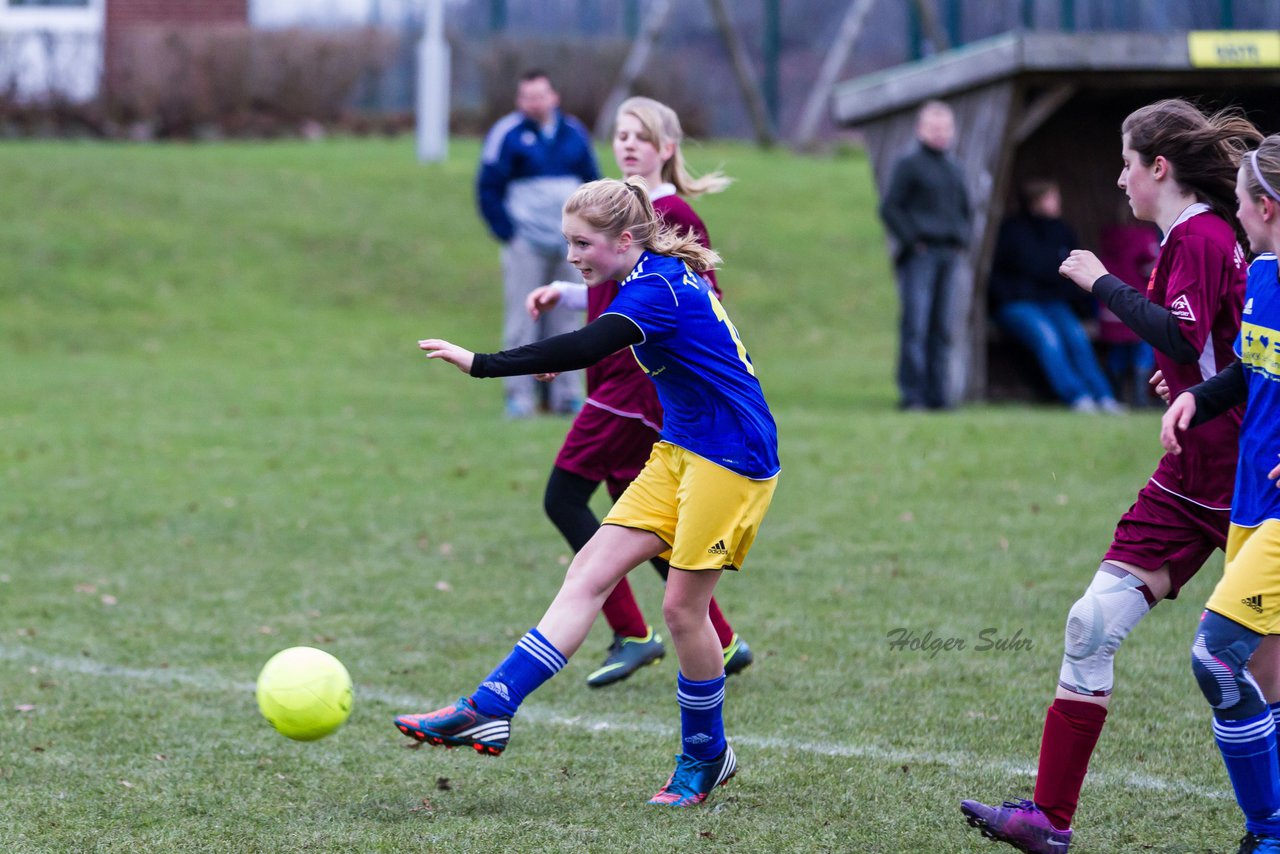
[256,646,353,741]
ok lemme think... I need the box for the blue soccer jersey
[602,251,780,480]
[1233,253,1280,528]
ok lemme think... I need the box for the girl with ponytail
[964,98,1263,853]
[400,175,779,809]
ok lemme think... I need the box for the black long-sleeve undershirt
[1188,360,1247,427]
[1092,274,1200,364]
[469,313,643,378]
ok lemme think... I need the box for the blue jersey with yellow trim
[1233,253,1280,527]
[602,251,780,480]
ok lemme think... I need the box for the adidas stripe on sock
[677,671,726,761]
[472,628,567,718]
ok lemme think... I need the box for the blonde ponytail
[564,177,722,272]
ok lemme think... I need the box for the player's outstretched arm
[418,339,475,374]
[1160,392,1197,454]
[428,315,642,381]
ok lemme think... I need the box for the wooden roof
[834,31,1280,127]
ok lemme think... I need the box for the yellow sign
[1188,31,1280,67]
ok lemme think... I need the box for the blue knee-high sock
[1214,710,1280,835]
[472,628,566,718]
[677,672,726,761]
[1271,702,1280,770]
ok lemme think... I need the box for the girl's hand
[1059,250,1109,292]
[1150,369,1169,403]
[1269,457,1280,487]
[526,286,561,319]
[1160,392,1197,454]
[418,339,474,374]
[534,372,560,383]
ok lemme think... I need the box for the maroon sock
[600,577,649,639]
[709,598,734,649]
[1033,698,1109,831]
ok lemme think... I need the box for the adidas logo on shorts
[707,539,728,556]
[1243,594,1264,614]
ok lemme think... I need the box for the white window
[0,0,103,102]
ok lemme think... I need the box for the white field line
[0,644,1226,800]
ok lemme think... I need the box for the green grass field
[0,137,1239,852]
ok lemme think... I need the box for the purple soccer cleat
[960,798,1072,854]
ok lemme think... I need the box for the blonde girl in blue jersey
[396,176,780,807]
[1161,135,1280,854]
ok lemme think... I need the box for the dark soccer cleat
[647,745,737,807]
[586,627,665,688]
[1240,831,1280,853]
[722,634,754,676]
[960,798,1071,853]
[394,696,510,756]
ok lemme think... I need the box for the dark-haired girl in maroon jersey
[962,98,1264,854]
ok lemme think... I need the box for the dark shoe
[722,634,754,676]
[585,627,665,688]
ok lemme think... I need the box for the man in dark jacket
[988,180,1121,412]
[477,70,600,418]
[878,100,971,410]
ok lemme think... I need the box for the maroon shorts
[554,402,660,496]
[1104,479,1230,599]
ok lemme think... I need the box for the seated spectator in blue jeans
[989,180,1122,413]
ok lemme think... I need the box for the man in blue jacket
[477,70,601,418]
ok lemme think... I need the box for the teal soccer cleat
[647,745,737,807]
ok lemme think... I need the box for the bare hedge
[0,25,397,139]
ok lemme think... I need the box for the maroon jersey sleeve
[1163,233,1231,354]
[653,195,720,297]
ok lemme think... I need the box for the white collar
[648,182,677,201]
[1160,202,1211,246]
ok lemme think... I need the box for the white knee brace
[1058,564,1154,696]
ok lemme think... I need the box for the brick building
[103,0,248,89]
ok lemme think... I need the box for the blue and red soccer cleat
[1239,831,1280,853]
[647,745,737,807]
[394,696,510,756]
[960,798,1072,853]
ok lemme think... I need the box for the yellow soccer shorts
[602,441,778,572]
[1205,520,1280,634]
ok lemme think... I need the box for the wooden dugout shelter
[832,30,1280,400]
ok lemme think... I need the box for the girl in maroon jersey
[524,97,753,689]
[962,98,1267,854]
